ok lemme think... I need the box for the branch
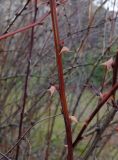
[73,82,118,148]
[0,113,62,160]
[0,11,50,41]
[15,1,38,159]
[49,0,73,159]
[0,152,11,160]
[3,0,30,34]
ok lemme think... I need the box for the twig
[0,12,50,41]
[0,113,62,160]
[73,82,118,148]
[15,1,38,159]
[0,152,11,160]
[3,0,30,34]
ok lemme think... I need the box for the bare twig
[0,12,50,41]
[3,0,30,34]
[73,82,118,148]
[15,1,38,159]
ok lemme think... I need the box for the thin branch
[0,152,11,160]
[15,1,38,159]
[0,12,50,41]
[3,0,30,34]
[73,82,118,148]
[0,113,62,160]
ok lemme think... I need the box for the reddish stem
[49,0,73,159]
[0,12,50,41]
[73,82,118,148]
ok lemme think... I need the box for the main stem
[49,0,73,159]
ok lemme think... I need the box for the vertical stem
[15,1,38,159]
[49,0,73,159]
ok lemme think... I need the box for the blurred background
[0,0,118,159]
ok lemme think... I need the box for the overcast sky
[94,0,118,11]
